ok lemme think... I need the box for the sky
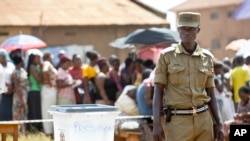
[136,0,188,13]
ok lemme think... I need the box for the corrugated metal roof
[171,0,243,12]
[0,0,167,26]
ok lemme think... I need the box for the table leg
[13,126,18,141]
[2,133,7,141]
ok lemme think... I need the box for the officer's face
[178,26,200,43]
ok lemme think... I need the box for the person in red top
[69,54,85,104]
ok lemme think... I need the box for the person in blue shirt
[136,69,153,115]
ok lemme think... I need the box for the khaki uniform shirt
[154,42,215,109]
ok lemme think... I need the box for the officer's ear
[197,27,200,33]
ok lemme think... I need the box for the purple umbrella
[233,0,250,20]
[0,34,47,51]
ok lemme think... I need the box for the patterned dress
[12,68,29,132]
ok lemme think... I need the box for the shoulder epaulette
[202,48,214,58]
[161,46,175,54]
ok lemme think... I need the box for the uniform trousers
[163,110,213,141]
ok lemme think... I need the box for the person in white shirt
[41,52,58,135]
[214,61,235,122]
[0,64,6,94]
[0,52,15,121]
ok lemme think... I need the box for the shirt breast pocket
[168,66,185,86]
[198,67,209,87]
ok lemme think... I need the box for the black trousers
[0,93,13,121]
[27,91,43,132]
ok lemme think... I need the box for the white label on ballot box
[53,113,117,141]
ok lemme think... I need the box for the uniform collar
[175,42,204,57]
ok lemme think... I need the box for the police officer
[153,12,224,141]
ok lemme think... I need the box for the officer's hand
[153,123,165,141]
[214,124,225,141]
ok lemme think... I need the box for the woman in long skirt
[10,49,29,132]
[41,52,58,135]
[26,53,43,132]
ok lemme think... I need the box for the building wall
[0,24,169,62]
[32,24,168,62]
[177,5,250,60]
[0,26,32,43]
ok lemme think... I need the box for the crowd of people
[0,40,249,141]
[213,56,250,139]
[0,48,156,136]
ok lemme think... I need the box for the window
[228,38,236,43]
[227,11,234,18]
[0,32,9,36]
[210,12,218,20]
[64,31,76,36]
[211,39,221,49]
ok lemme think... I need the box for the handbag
[115,85,139,115]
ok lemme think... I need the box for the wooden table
[0,123,19,141]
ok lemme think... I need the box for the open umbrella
[236,39,250,57]
[109,37,134,49]
[0,34,47,51]
[124,27,180,45]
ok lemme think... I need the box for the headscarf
[0,49,11,62]
[9,49,23,65]
[97,58,108,69]
[59,55,71,64]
